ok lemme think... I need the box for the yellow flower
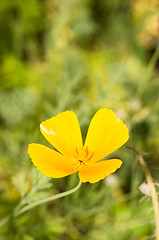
[28,108,129,183]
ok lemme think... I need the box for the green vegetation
[0,0,158,239]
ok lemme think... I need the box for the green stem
[15,180,82,216]
[0,180,82,228]
[0,216,11,229]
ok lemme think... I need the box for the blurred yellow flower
[28,109,129,183]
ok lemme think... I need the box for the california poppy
[28,108,129,183]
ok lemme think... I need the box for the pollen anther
[74,147,95,164]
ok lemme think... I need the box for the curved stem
[15,180,82,217]
[0,180,82,228]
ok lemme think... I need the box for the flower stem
[15,180,82,216]
[0,180,82,228]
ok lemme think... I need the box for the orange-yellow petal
[40,111,83,158]
[28,143,79,178]
[78,159,122,183]
[84,108,129,162]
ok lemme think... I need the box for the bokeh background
[0,0,159,239]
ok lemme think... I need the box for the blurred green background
[0,0,159,239]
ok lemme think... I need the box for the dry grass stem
[127,146,159,240]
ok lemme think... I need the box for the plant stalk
[127,146,159,240]
[0,180,82,228]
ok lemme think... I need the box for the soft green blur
[0,0,158,239]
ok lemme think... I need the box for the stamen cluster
[74,147,95,165]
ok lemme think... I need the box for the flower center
[74,146,95,165]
